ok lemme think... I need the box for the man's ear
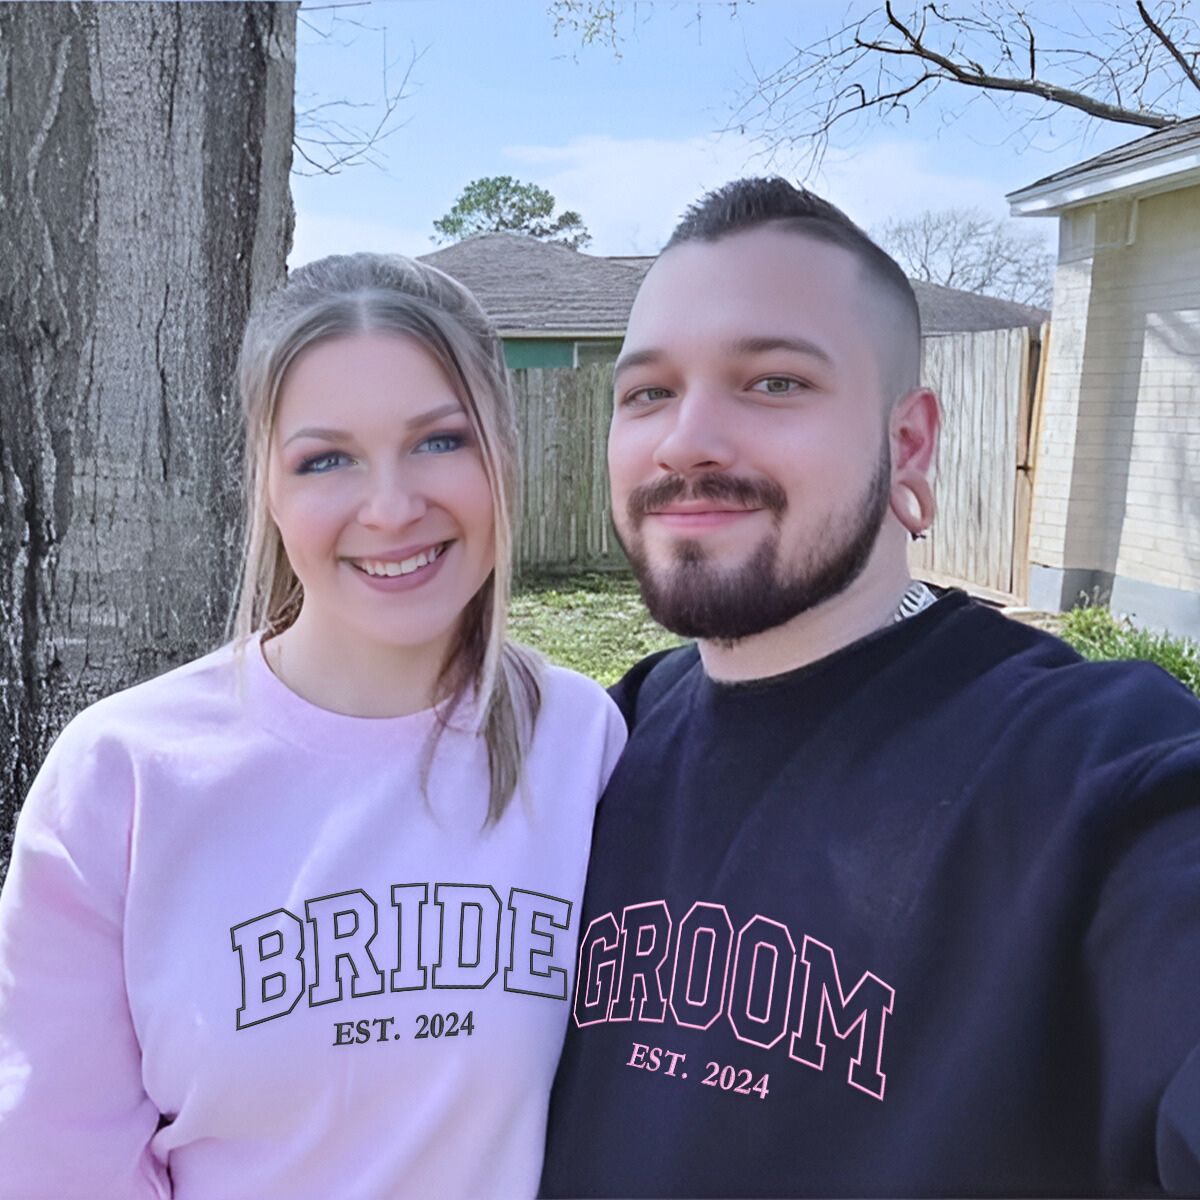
[889,387,939,539]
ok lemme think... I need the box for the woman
[0,254,626,1198]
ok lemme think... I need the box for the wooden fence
[513,328,1042,599]
[910,327,1040,602]
[513,365,624,573]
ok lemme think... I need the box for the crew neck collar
[237,630,476,756]
[701,589,969,698]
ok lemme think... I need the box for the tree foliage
[874,208,1054,307]
[433,176,592,248]
[551,2,1199,164]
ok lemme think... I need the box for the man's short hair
[665,177,921,397]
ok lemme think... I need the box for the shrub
[1060,606,1200,698]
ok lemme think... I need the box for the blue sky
[290,0,1139,265]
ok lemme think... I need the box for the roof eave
[496,328,627,340]
[1007,145,1200,216]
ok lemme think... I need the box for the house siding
[1029,185,1200,630]
[503,339,575,370]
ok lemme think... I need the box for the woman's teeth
[354,544,446,577]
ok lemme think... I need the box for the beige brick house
[1009,119,1200,636]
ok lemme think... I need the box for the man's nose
[357,468,428,529]
[653,389,736,476]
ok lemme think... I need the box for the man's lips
[645,507,761,530]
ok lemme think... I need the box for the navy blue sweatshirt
[541,593,1200,1197]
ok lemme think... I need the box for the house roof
[1008,117,1200,215]
[910,280,1046,334]
[420,232,1046,337]
[419,233,645,335]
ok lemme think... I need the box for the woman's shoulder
[22,641,249,823]
[53,638,247,758]
[517,657,627,790]
[533,657,618,717]
[528,658,627,766]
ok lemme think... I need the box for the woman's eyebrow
[282,402,464,447]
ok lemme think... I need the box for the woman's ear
[889,387,939,540]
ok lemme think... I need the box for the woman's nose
[356,470,428,530]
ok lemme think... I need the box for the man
[540,178,1200,1197]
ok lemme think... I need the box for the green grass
[510,572,682,686]
[1059,605,1200,698]
[511,572,1200,699]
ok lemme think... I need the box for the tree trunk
[0,2,296,877]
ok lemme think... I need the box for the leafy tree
[551,2,1199,164]
[433,176,592,248]
[874,209,1054,308]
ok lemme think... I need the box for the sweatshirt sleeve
[0,718,169,1199]
[1076,736,1200,1195]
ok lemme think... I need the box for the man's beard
[616,440,892,644]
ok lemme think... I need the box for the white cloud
[500,132,1047,255]
[503,133,768,255]
[289,211,435,268]
[289,133,1055,266]
[811,141,1009,229]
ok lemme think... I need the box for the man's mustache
[626,473,788,525]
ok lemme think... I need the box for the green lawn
[511,572,1200,698]
[509,572,682,686]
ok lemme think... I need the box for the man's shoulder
[960,604,1197,727]
[608,643,699,730]
[940,606,1200,794]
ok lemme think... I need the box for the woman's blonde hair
[229,253,541,822]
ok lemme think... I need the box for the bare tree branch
[874,207,1055,307]
[551,2,1199,169]
[1138,0,1200,91]
[293,11,424,176]
[876,1,1174,129]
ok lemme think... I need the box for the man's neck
[697,563,916,683]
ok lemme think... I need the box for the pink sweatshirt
[0,636,626,1199]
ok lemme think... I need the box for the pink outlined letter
[608,901,672,1023]
[788,935,893,1101]
[668,902,733,1031]
[573,912,620,1027]
[727,915,795,1050]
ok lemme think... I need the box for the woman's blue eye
[417,432,465,454]
[296,451,348,475]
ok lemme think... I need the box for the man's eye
[296,451,349,475]
[416,432,465,454]
[624,386,672,406]
[750,377,806,395]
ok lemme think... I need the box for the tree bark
[0,2,296,876]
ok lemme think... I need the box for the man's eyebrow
[728,335,834,366]
[613,348,663,381]
[282,402,464,447]
[613,337,834,383]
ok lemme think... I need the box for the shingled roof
[420,232,1046,337]
[420,233,643,334]
[1012,117,1200,197]
[910,280,1045,334]
[1008,117,1200,215]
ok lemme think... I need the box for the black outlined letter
[231,909,305,1029]
[505,887,572,999]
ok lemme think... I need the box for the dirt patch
[1001,608,1066,636]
